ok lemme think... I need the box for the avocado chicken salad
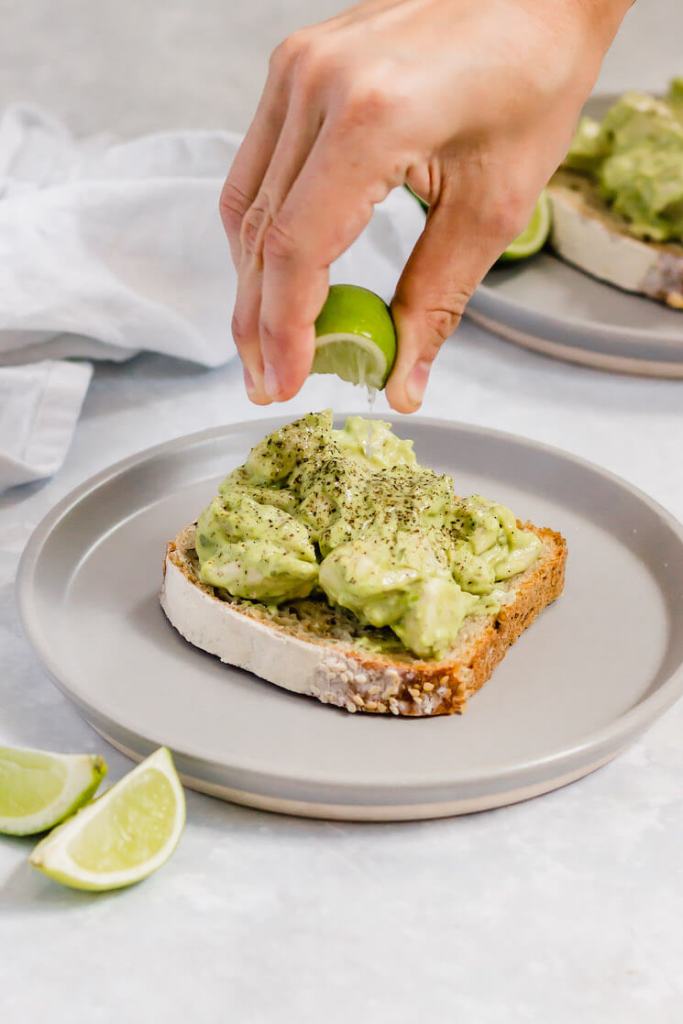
[564,77,683,243]
[194,413,542,661]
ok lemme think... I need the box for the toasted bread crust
[161,522,567,717]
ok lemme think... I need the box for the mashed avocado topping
[195,413,541,660]
[564,78,683,242]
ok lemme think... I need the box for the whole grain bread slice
[548,169,683,309]
[160,521,567,717]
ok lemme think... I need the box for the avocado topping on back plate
[564,78,683,242]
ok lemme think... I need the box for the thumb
[386,190,521,413]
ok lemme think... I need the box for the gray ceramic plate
[468,256,683,377]
[17,416,683,821]
[468,94,683,378]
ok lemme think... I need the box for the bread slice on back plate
[547,169,683,310]
[160,522,567,718]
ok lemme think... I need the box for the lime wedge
[313,284,397,389]
[0,746,107,836]
[404,183,551,263]
[29,747,185,891]
[498,191,552,262]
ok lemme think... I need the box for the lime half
[313,284,397,390]
[498,191,552,262]
[29,747,185,891]
[0,746,107,837]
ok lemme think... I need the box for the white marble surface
[2,2,683,1020]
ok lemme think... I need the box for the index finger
[258,119,396,400]
[219,57,290,268]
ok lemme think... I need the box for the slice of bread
[548,169,683,309]
[160,522,567,717]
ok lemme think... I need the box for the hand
[221,0,629,411]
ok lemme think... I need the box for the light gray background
[1,0,680,135]
[1,2,682,1021]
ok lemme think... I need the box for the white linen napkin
[0,105,424,492]
[0,360,92,491]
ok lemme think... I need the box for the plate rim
[466,307,683,378]
[16,413,683,797]
[470,255,683,350]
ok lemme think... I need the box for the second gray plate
[17,416,683,820]
[468,92,683,377]
[468,254,683,377]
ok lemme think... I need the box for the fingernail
[405,359,431,407]
[263,362,280,400]
[243,365,255,397]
